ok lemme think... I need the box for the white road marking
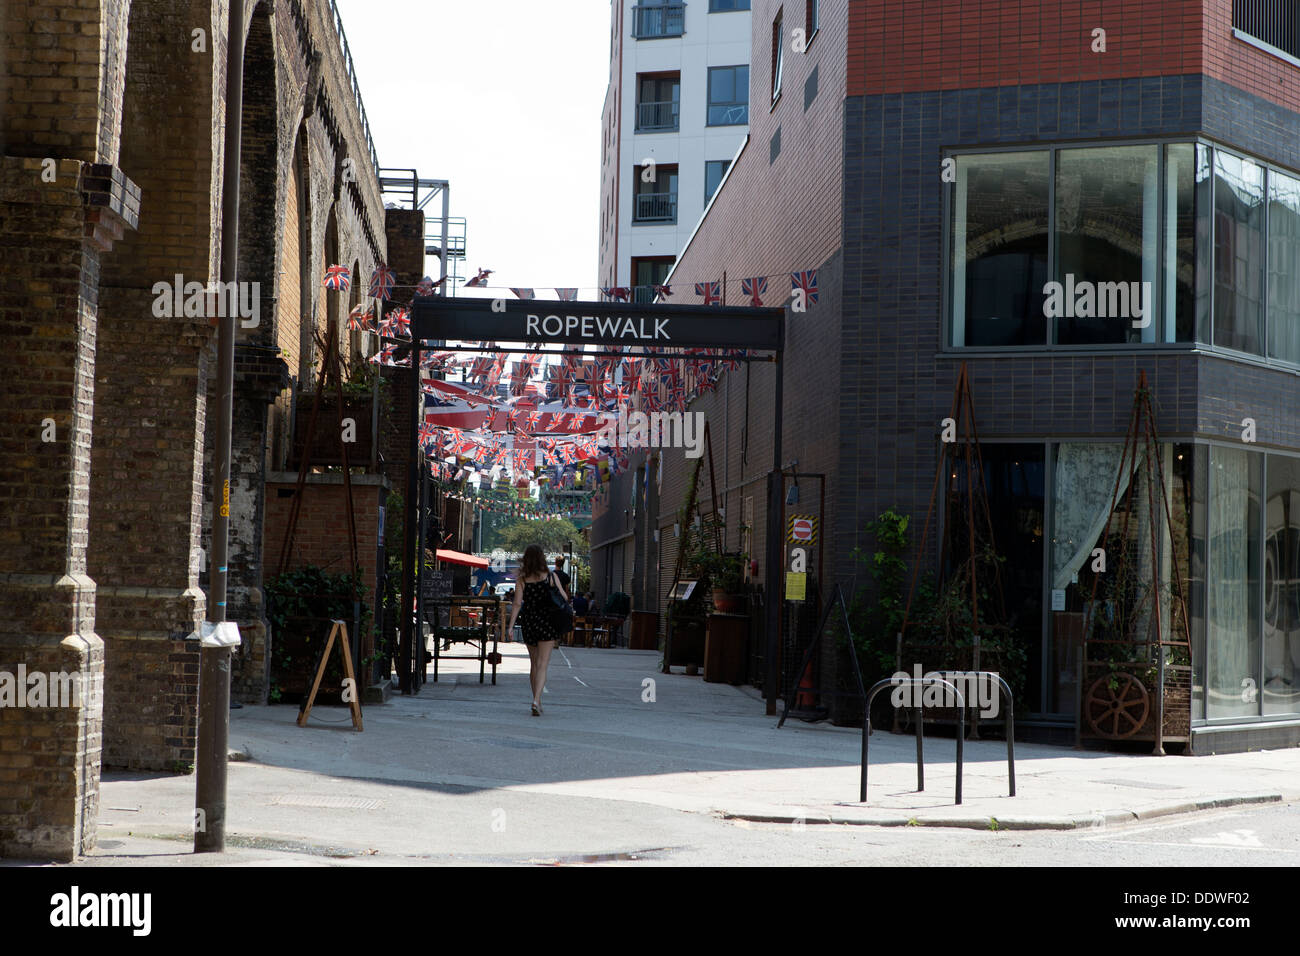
[1078,810,1248,842]
[1190,829,1261,848]
[574,676,589,688]
[559,648,572,669]
[1089,840,1293,854]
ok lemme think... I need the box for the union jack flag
[601,286,630,302]
[388,306,410,336]
[464,268,493,288]
[555,288,579,301]
[525,411,543,430]
[654,284,672,299]
[368,264,395,300]
[695,281,721,306]
[791,269,819,306]
[323,265,351,291]
[510,288,535,300]
[414,275,440,297]
[348,304,372,332]
[742,276,767,307]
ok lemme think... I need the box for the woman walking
[506,544,569,715]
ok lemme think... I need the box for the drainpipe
[196,0,243,853]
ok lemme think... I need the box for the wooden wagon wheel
[1085,673,1149,739]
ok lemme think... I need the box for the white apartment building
[598,0,752,302]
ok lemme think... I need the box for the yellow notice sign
[785,572,807,602]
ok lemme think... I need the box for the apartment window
[771,10,784,102]
[706,65,748,126]
[632,1,686,39]
[805,0,819,40]
[1232,1,1300,61]
[710,0,750,10]
[633,256,676,303]
[637,73,680,132]
[633,163,678,224]
[704,159,731,204]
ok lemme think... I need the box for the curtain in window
[1052,443,1141,590]
[1208,447,1259,718]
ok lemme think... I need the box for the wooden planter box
[289,395,374,468]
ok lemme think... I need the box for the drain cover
[272,794,384,810]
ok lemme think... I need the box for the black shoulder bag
[547,572,574,632]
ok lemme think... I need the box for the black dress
[517,575,561,645]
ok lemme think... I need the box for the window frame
[771,9,784,105]
[706,64,749,127]
[704,159,732,204]
[942,135,1300,372]
[709,0,751,11]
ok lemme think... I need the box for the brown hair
[520,544,547,579]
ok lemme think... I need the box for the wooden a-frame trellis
[897,362,1006,735]
[1079,370,1192,754]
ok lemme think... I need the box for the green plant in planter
[265,565,370,703]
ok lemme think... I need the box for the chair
[589,615,610,649]
[571,615,589,647]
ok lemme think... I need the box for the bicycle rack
[860,672,1016,806]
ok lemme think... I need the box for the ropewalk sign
[411,296,784,351]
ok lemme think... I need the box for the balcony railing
[1233,1,1300,60]
[632,3,686,39]
[636,99,680,131]
[634,192,678,223]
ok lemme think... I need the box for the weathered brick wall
[0,155,110,859]
[264,475,384,605]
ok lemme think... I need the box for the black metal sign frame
[397,296,788,705]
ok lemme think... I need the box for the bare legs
[526,639,557,710]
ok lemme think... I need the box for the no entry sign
[788,515,817,543]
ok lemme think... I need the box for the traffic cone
[795,661,816,708]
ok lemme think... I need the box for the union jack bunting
[414,275,439,297]
[368,264,395,300]
[791,269,819,306]
[510,288,535,300]
[388,306,410,336]
[513,450,534,474]
[323,264,351,291]
[601,286,630,302]
[695,281,721,306]
[742,276,767,307]
[348,304,372,332]
[555,288,579,301]
[464,268,493,288]
[525,411,543,430]
[653,284,672,299]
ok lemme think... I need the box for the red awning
[436,549,489,568]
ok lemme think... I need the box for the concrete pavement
[47,641,1300,864]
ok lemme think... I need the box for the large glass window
[950,151,1049,346]
[1055,146,1159,345]
[1213,152,1266,355]
[1264,456,1300,715]
[1165,144,1212,345]
[1267,167,1300,363]
[1207,446,1262,720]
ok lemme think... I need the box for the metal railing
[1233,0,1300,60]
[632,3,686,38]
[633,192,678,223]
[636,99,680,131]
[326,0,380,182]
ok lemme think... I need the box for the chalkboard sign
[421,570,454,605]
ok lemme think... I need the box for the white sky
[333,0,611,295]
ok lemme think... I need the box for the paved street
[31,643,1300,867]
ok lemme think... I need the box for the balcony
[632,3,686,39]
[634,192,678,224]
[636,100,680,132]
